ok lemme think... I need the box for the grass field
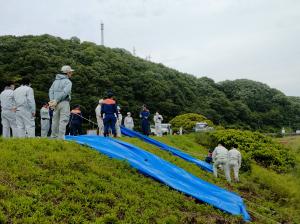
[0,134,299,223]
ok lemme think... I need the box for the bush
[194,132,218,151]
[170,113,214,132]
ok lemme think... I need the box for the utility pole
[100,22,104,46]
[133,47,136,56]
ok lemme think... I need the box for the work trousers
[1,110,18,138]
[155,123,162,137]
[41,118,50,137]
[213,158,231,182]
[141,119,149,136]
[16,108,35,138]
[229,160,240,182]
[103,114,116,137]
[51,101,70,139]
[70,123,82,136]
[96,117,104,136]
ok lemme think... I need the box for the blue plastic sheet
[121,126,213,172]
[66,135,250,221]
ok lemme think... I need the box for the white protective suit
[153,113,163,137]
[14,85,36,138]
[40,106,50,137]
[124,114,134,130]
[95,104,104,136]
[49,74,72,139]
[0,87,18,137]
[228,148,242,182]
[212,145,231,182]
[115,112,122,137]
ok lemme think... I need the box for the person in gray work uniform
[0,81,18,138]
[49,65,73,139]
[40,102,50,137]
[13,77,36,138]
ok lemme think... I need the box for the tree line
[1,34,299,132]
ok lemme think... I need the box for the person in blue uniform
[69,105,82,136]
[101,92,118,137]
[140,105,150,136]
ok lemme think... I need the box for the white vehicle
[194,122,214,132]
[150,123,171,135]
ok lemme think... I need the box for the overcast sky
[0,0,299,96]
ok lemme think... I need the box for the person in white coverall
[95,99,104,136]
[212,143,231,182]
[228,146,242,182]
[124,112,134,130]
[40,102,50,137]
[0,82,18,137]
[49,65,73,139]
[13,77,36,138]
[115,106,122,137]
[153,112,163,137]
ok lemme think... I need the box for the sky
[0,0,299,96]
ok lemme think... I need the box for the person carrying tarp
[0,81,18,138]
[140,105,150,136]
[228,145,242,182]
[124,112,134,130]
[153,111,163,137]
[40,102,50,137]
[95,99,104,136]
[69,105,83,136]
[212,143,231,182]
[49,65,73,139]
[14,77,36,138]
[101,92,118,137]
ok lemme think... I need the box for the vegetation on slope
[0,138,242,224]
[1,35,300,131]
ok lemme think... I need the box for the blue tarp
[66,135,250,221]
[121,126,213,172]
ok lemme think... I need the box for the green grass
[121,134,300,224]
[0,138,241,224]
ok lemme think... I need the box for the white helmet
[98,99,104,104]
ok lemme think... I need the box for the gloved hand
[48,100,58,109]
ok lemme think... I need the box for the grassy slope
[122,134,300,224]
[0,138,240,224]
[0,135,299,223]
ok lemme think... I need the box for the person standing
[69,105,82,136]
[101,92,118,137]
[153,112,163,137]
[124,112,134,130]
[228,146,242,182]
[0,81,18,137]
[140,105,150,136]
[49,65,73,139]
[14,77,36,138]
[40,102,50,137]
[115,106,122,137]
[212,143,231,182]
[95,99,104,136]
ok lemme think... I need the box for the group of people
[0,65,165,139]
[0,65,74,139]
[208,143,242,182]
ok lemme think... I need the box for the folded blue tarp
[121,127,213,172]
[66,135,250,221]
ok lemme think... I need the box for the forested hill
[0,34,299,131]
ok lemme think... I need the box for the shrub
[170,113,214,132]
